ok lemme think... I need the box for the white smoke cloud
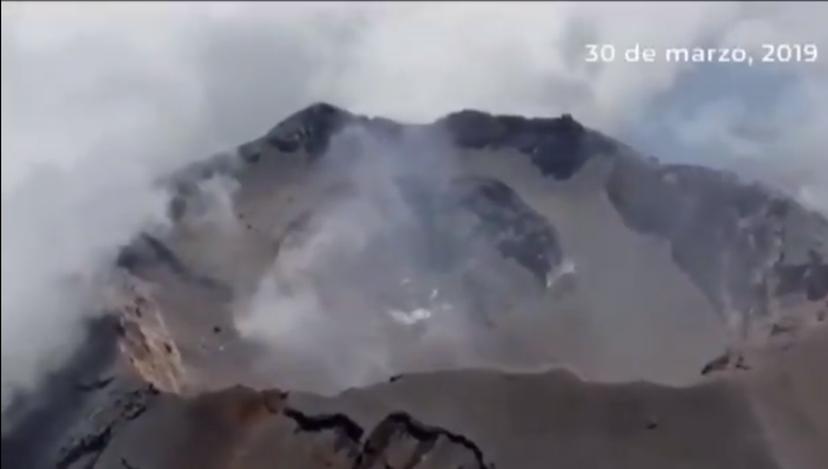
[0,150,173,409]
[2,2,827,410]
[180,174,243,237]
[232,125,491,393]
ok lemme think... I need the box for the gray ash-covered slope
[5,103,828,469]
[225,103,827,351]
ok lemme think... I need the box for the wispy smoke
[2,2,826,411]
[0,151,172,410]
[233,126,493,393]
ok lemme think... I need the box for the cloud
[1,1,826,412]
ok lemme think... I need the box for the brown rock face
[114,278,186,394]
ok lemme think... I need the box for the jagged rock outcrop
[111,276,187,394]
[448,176,563,286]
[607,155,828,339]
[438,109,617,179]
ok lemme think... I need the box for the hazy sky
[1,1,827,413]
[3,2,827,190]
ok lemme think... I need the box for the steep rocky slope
[3,104,827,469]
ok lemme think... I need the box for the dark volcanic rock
[607,155,828,329]
[358,412,490,469]
[775,250,828,301]
[241,103,614,180]
[116,234,232,299]
[438,110,615,179]
[282,406,365,449]
[265,102,355,159]
[393,174,563,286]
[449,176,562,285]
